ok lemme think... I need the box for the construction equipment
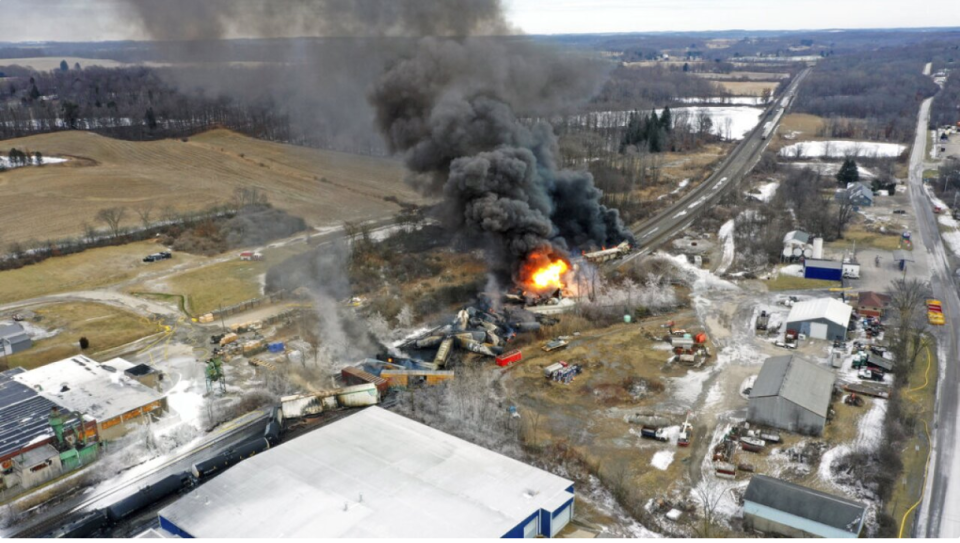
[756,311,769,331]
[678,420,693,448]
[928,299,945,326]
[641,427,669,442]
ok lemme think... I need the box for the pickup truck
[143,251,172,263]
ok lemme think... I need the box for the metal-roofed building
[12,355,166,440]
[0,369,59,465]
[159,407,576,538]
[0,322,32,356]
[744,475,866,538]
[748,355,836,435]
[785,297,853,341]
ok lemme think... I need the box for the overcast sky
[0,0,958,42]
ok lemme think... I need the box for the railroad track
[9,408,271,538]
[610,67,812,270]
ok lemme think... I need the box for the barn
[803,259,843,281]
[158,407,575,538]
[748,355,836,436]
[744,475,866,538]
[0,323,32,356]
[785,298,853,341]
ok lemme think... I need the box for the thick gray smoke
[115,0,512,153]
[115,0,630,280]
[118,0,510,40]
[370,38,632,279]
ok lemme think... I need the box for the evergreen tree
[29,84,40,100]
[660,106,672,132]
[836,158,860,187]
[647,112,662,152]
[59,60,69,72]
[145,107,158,130]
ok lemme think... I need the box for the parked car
[775,341,797,350]
[893,209,907,215]
[858,368,885,382]
[143,251,172,263]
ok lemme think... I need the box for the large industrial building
[748,355,836,436]
[1,368,99,495]
[159,407,576,538]
[12,355,167,440]
[744,475,866,538]
[785,297,853,341]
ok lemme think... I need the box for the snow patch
[753,181,780,203]
[716,220,735,275]
[651,450,675,471]
[669,369,711,405]
[662,252,737,292]
[856,399,887,452]
[0,155,68,169]
[779,141,907,159]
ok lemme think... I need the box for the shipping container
[341,366,389,395]
[496,350,523,367]
[336,383,380,407]
[380,370,455,388]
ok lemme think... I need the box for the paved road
[615,68,811,268]
[910,96,960,537]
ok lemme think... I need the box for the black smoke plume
[369,38,633,279]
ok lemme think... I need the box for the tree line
[793,47,941,143]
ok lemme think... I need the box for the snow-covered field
[567,106,764,139]
[779,141,907,159]
[676,96,768,106]
[0,156,68,169]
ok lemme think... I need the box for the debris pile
[399,301,547,367]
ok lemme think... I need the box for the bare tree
[834,192,856,239]
[886,278,931,371]
[95,207,127,238]
[133,202,154,228]
[692,479,734,538]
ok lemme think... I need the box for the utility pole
[219,302,226,333]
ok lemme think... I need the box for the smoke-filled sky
[0,0,958,42]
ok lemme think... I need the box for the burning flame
[531,259,569,291]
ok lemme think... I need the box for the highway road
[615,67,811,269]
[909,95,960,537]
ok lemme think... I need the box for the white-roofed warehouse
[158,407,575,538]
[785,297,853,341]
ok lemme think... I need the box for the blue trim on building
[804,266,843,281]
[502,509,542,538]
[159,515,194,538]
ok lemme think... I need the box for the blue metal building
[803,259,843,281]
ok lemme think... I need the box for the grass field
[830,228,904,251]
[126,242,310,316]
[0,241,203,305]
[889,341,937,536]
[779,113,826,137]
[715,80,780,96]
[766,274,839,291]
[4,302,160,370]
[694,71,788,81]
[0,129,422,243]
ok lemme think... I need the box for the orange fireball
[531,260,569,290]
